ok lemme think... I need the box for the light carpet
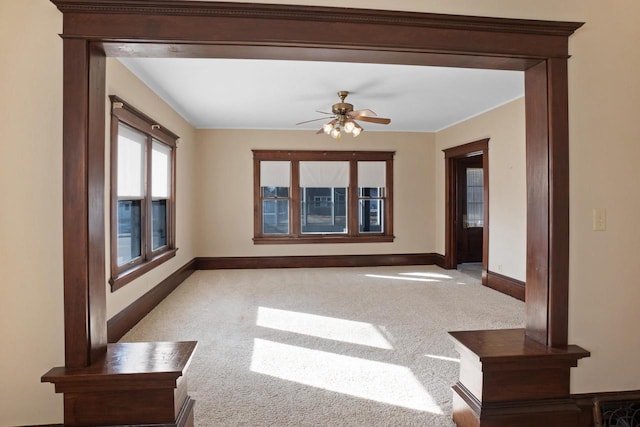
[121,265,525,426]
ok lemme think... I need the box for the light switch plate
[593,208,606,231]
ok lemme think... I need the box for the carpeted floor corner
[121,265,525,426]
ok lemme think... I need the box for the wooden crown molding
[51,1,583,37]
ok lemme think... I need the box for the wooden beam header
[52,1,583,63]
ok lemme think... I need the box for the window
[260,161,291,234]
[466,167,484,228]
[253,150,394,244]
[109,96,178,290]
[300,161,349,235]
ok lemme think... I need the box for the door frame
[50,1,583,367]
[444,139,489,284]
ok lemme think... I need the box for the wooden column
[525,60,551,346]
[525,58,570,348]
[546,58,571,348]
[62,38,107,368]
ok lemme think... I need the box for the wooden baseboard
[433,253,446,269]
[107,259,197,343]
[486,270,525,301]
[196,253,442,270]
[453,382,582,427]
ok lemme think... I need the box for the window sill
[253,235,394,244]
[110,248,178,292]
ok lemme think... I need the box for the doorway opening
[52,1,583,367]
[443,139,489,284]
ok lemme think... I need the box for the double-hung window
[300,161,349,235]
[253,150,394,244]
[110,96,178,290]
[358,161,387,233]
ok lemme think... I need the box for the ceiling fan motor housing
[332,102,353,116]
[332,90,353,118]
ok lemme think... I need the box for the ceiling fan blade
[354,116,391,125]
[316,110,335,115]
[295,116,333,125]
[349,109,377,118]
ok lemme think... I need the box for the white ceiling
[118,58,524,133]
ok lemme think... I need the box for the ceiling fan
[296,91,391,139]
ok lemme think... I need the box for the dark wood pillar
[546,58,571,348]
[62,38,107,368]
[525,59,570,348]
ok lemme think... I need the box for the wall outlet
[593,208,606,231]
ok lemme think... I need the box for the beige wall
[0,2,64,424]
[436,98,526,281]
[196,130,435,257]
[105,59,198,318]
[2,0,640,425]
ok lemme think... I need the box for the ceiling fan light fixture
[343,120,356,133]
[330,127,341,139]
[323,123,334,134]
[352,125,362,137]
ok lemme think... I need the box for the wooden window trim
[109,95,178,291]
[253,150,394,244]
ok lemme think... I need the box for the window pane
[262,186,289,198]
[152,140,171,198]
[263,200,289,234]
[152,199,167,250]
[117,200,142,265]
[466,168,484,227]
[359,199,384,233]
[359,187,384,198]
[301,187,347,234]
[117,123,145,198]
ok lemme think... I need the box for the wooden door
[456,156,484,263]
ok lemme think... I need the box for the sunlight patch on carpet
[401,272,453,279]
[250,338,443,414]
[364,274,439,283]
[424,354,460,363]
[257,307,393,349]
